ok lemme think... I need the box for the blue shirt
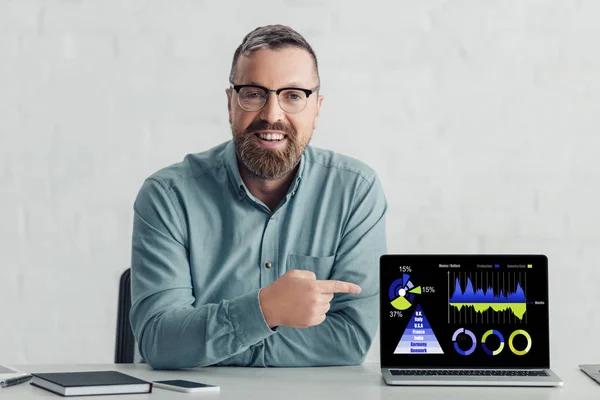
[130,140,387,369]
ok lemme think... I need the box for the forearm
[259,296,378,367]
[132,289,275,369]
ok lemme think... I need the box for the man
[129,24,387,369]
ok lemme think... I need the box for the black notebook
[30,371,152,397]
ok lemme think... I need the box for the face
[227,47,323,180]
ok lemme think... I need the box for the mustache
[244,120,296,136]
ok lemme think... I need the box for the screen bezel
[379,254,550,369]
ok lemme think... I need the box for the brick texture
[1,0,599,365]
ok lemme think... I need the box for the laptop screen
[380,255,550,369]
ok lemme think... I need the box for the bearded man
[129,24,388,369]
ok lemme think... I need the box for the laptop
[579,364,600,385]
[380,254,563,386]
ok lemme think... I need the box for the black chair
[115,268,141,363]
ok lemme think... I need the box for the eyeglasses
[230,83,319,114]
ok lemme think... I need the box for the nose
[258,92,285,124]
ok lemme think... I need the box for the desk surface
[0,362,597,399]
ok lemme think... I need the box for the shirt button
[270,215,275,220]
[265,262,272,269]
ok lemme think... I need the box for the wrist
[259,287,278,328]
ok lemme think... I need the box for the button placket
[260,209,278,286]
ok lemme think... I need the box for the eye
[244,91,263,99]
[283,90,305,101]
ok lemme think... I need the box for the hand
[259,269,361,329]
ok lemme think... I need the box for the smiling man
[129,25,387,369]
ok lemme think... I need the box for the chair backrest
[115,268,142,363]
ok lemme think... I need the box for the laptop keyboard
[391,369,549,377]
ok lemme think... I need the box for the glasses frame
[229,83,320,114]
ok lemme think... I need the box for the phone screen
[154,379,215,388]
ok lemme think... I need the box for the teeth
[257,133,284,141]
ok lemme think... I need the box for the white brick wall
[1,0,599,367]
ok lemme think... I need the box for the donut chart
[481,329,505,356]
[509,330,532,356]
[452,328,476,356]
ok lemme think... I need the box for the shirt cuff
[228,289,276,347]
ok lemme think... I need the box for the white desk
[0,362,597,399]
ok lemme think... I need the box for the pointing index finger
[319,280,362,294]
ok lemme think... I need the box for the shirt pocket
[286,253,336,281]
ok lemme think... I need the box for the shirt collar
[224,140,305,201]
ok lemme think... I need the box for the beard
[232,120,310,180]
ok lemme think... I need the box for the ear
[313,94,324,130]
[226,88,233,125]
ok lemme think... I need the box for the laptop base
[382,368,563,387]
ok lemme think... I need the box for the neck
[238,160,298,211]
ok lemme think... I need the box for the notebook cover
[31,371,150,388]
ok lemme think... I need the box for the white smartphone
[152,379,220,393]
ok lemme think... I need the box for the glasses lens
[238,86,267,111]
[278,89,308,113]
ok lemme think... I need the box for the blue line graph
[449,277,526,303]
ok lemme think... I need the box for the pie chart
[389,274,421,311]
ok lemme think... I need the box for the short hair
[229,24,319,86]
